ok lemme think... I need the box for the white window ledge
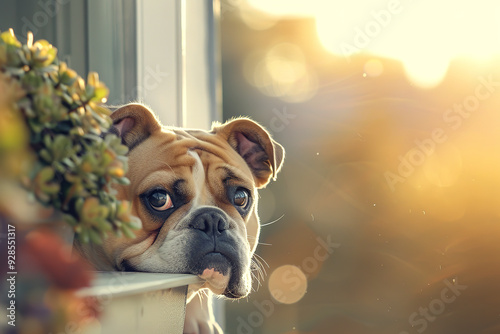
[77,272,202,334]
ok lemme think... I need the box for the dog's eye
[233,188,250,207]
[147,190,174,211]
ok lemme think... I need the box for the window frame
[136,0,222,128]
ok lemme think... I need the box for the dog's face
[76,104,284,299]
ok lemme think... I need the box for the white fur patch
[188,150,205,208]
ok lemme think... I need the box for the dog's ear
[214,118,285,188]
[110,104,162,150]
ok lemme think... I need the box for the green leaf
[63,214,78,226]
[121,225,136,239]
[78,228,90,244]
[96,219,113,232]
[88,228,103,244]
[116,177,130,185]
[128,216,142,230]
[2,29,133,243]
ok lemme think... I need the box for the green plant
[0,29,140,243]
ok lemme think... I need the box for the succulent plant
[0,29,140,244]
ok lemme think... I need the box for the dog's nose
[189,209,230,236]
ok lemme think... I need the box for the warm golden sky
[245,0,500,88]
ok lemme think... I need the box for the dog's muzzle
[184,207,248,298]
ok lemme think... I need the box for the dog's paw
[183,318,223,334]
[184,291,223,334]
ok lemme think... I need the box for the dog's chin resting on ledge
[74,103,285,333]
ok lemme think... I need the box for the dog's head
[76,104,284,299]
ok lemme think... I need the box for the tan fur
[75,104,284,301]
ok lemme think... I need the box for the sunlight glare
[422,143,462,188]
[240,6,278,30]
[364,59,384,77]
[247,0,500,88]
[243,43,318,103]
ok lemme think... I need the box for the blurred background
[2,0,500,333]
[221,1,500,333]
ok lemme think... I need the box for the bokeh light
[247,0,500,88]
[268,265,308,304]
[363,59,384,78]
[243,43,318,103]
[223,2,500,332]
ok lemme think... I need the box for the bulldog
[74,103,284,332]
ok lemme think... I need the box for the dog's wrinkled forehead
[187,149,207,207]
[111,103,284,190]
[174,129,257,181]
[124,128,254,199]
